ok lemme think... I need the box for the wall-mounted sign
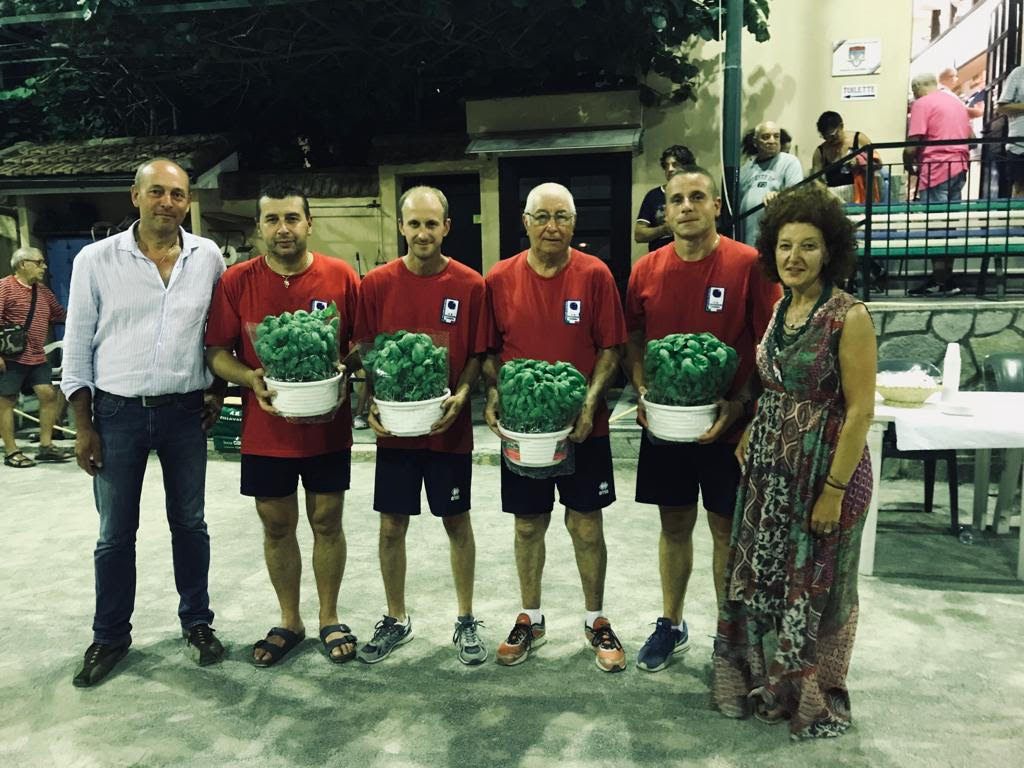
[832,38,882,77]
[841,84,878,100]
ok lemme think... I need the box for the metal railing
[738,136,1024,300]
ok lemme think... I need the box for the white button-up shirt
[61,225,225,399]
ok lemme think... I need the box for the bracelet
[825,475,848,490]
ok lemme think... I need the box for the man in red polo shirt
[624,166,779,673]
[1,246,73,467]
[352,185,489,666]
[205,184,360,667]
[484,182,628,672]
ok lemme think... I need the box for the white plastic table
[861,392,1024,580]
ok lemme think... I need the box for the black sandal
[251,627,305,668]
[319,623,358,664]
[3,450,35,468]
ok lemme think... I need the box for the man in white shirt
[739,121,804,246]
[996,65,1024,198]
[62,158,227,687]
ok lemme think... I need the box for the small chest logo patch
[564,299,582,324]
[705,287,726,313]
[311,299,329,312]
[441,298,460,324]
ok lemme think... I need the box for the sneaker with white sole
[585,617,626,672]
[452,615,487,665]
[636,617,689,672]
[357,615,413,663]
[496,613,545,666]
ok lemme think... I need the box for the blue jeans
[922,171,966,204]
[91,390,213,646]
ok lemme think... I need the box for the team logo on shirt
[311,300,328,312]
[440,297,459,324]
[564,299,582,324]
[705,286,726,313]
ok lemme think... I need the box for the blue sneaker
[636,617,689,672]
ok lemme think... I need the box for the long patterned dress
[712,290,873,740]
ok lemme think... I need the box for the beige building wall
[632,1,913,263]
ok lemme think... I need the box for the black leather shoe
[184,624,225,666]
[73,642,130,688]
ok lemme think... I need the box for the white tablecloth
[891,392,1024,451]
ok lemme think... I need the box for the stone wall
[871,299,1024,389]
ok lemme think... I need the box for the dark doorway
[399,174,482,273]
[497,152,632,302]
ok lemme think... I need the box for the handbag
[0,284,39,357]
[852,151,883,204]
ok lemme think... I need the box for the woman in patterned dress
[712,185,876,740]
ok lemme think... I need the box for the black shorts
[373,447,472,518]
[240,450,352,498]
[500,435,615,516]
[635,431,740,516]
[0,360,52,397]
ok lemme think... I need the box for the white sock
[672,624,681,632]
[585,610,603,629]
[522,608,543,625]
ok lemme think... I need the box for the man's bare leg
[33,384,61,447]
[253,495,303,662]
[658,504,699,624]
[305,490,352,659]
[442,512,475,616]
[565,508,606,613]
[379,513,409,620]
[514,513,550,609]
[706,511,733,610]
[0,394,19,455]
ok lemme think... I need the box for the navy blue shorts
[373,447,472,518]
[635,431,740,516]
[500,435,615,516]
[240,450,352,498]
[0,360,52,397]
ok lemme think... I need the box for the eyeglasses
[525,211,575,228]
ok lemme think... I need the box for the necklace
[267,252,312,288]
[773,288,832,348]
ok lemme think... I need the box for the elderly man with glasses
[483,182,628,671]
[0,246,72,467]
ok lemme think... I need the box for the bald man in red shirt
[484,182,628,672]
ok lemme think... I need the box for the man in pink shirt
[904,71,972,296]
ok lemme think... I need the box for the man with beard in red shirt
[205,184,360,668]
[624,166,779,673]
[484,182,628,672]
[353,186,489,666]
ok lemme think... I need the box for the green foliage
[252,302,340,383]
[644,332,739,406]
[363,330,448,402]
[0,0,771,159]
[498,359,587,434]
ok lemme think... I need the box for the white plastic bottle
[941,342,961,402]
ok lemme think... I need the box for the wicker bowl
[875,384,940,407]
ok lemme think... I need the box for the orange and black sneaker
[496,613,546,666]
[585,617,626,672]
